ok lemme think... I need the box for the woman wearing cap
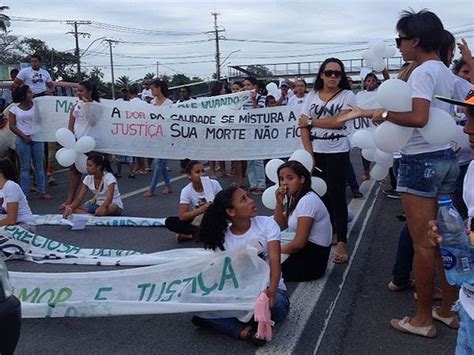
[299,57,356,264]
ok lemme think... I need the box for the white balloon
[265,159,284,183]
[419,107,457,146]
[75,136,96,153]
[361,148,376,162]
[359,181,372,194]
[55,147,67,162]
[374,149,394,167]
[376,79,412,112]
[374,121,413,153]
[370,164,389,181]
[74,153,88,174]
[289,149,313,173]
[372,41,386,57]
[311,177,327,196]
[262,185,278,210]
[372,58,385,72]
[265,82,278,96]
[56,148,77,167]
[351,129,376,149]
[55,128,76,149]
[383,46,397,58]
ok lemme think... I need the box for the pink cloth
[254,292,272,341]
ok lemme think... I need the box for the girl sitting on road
[274,161,332,281]
[193,186,289,346]
[165,160,222,243]
[63,155,123,218]
[0,158,35,232]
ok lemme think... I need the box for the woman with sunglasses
[299,57,356,264]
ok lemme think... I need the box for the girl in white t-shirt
[193,186,289,346]
[165,161,222,243]
[63,155,123,218]
[0,158,35,231]
[8,85,52,200]
[274,161,332,281]
[299,57,357,264]
[61,81,101,210]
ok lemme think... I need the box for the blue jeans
[247,160,266,189]
[455,301,474,355]
[392,224,414,286]
[15,137,46,194]
[397,149,459,198]
[149,159,170,191]
[194,288,290,339]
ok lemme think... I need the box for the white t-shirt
[72,101,91,139]
[16,67,52,95]
[152,98,173,107]
[0,180,34,225]
[83,172,123,209]
[402,60,455,155]
[288,94,307,107]
[242,94,266,110]
[460,161,474,319]
[287,192,332,247]
[224,216,286,290]
[180,180,222,210]
[301,89,356,153]
[9,105,34,136]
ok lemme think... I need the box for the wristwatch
[307,119,313,127]
[381,110,389,121]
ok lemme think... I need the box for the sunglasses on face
[323,70,342,78]
[395,35,415,48]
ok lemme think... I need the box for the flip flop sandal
[333,253,349,264]
[387,280,415,292]
[390,317,437,338]
[432,307,459,329]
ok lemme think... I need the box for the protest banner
[9,245,269,318]
[33,214,166,227]
[0,225,210,265]
[174,90,252,110]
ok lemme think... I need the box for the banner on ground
[29,96,375,160]
[9,244,269,318]
[33,214,166,227]
[0,225,211,265]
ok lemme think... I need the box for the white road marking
[257,180,377,355]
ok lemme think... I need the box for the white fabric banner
[33,214,166,227]
[0,225,210,266]
[10,245,269,318]
[174,90,252,110]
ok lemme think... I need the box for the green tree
[85,66,112,98]
[143,72,156,81]
[0,5,10,32]
[115,75,131,90]
[245,64,273,78]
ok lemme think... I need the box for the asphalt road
[7,156,458,354]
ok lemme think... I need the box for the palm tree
[0,6,10,32]
[116,75,131,90]
[143,72,156,81]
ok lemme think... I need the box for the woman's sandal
[390,317,437,338]
[333,253,349,264]
[387,280,415,292]
[432,306,459,329]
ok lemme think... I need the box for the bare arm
[68,104,76,132]
[299,114,315,161]
[266,240,282,307]
[281,216,312,254]
[273,186,287,230]
[0,202,19,226]
[64,184,89,217]
[179,202,211,221]
[372,98,430,127]
[302,109,352,129]
[458,38,474,83]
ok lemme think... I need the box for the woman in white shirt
[8,85,52,200]
[193,186,289,346]
[143,79,174,197]
[299,57,356,264]
[63,155,123,217]
[274,161,332,281]
[0,158,35,231]
[61,81,100,210]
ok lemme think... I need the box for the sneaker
[383,188,401,199]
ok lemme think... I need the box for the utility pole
[104,39,119,100]
[66,20,91,81]
[156,61,159,78]
[211,12,225,80]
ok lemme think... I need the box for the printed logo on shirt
[32,72,45,84]
[310,102,343,118]
[195,197,207,209]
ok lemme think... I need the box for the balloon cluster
[361,41,397,72]
[261,150,327,210]
[55,128,96,174]
[351,79,457,181]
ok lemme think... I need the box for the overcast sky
[4,0,474,82]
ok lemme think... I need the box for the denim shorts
[85,201,122,215]
[397,149,459,198]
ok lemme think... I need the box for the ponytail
[87,154,113,174]
[198,186,238,250]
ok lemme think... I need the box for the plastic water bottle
[437,196,472,285]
